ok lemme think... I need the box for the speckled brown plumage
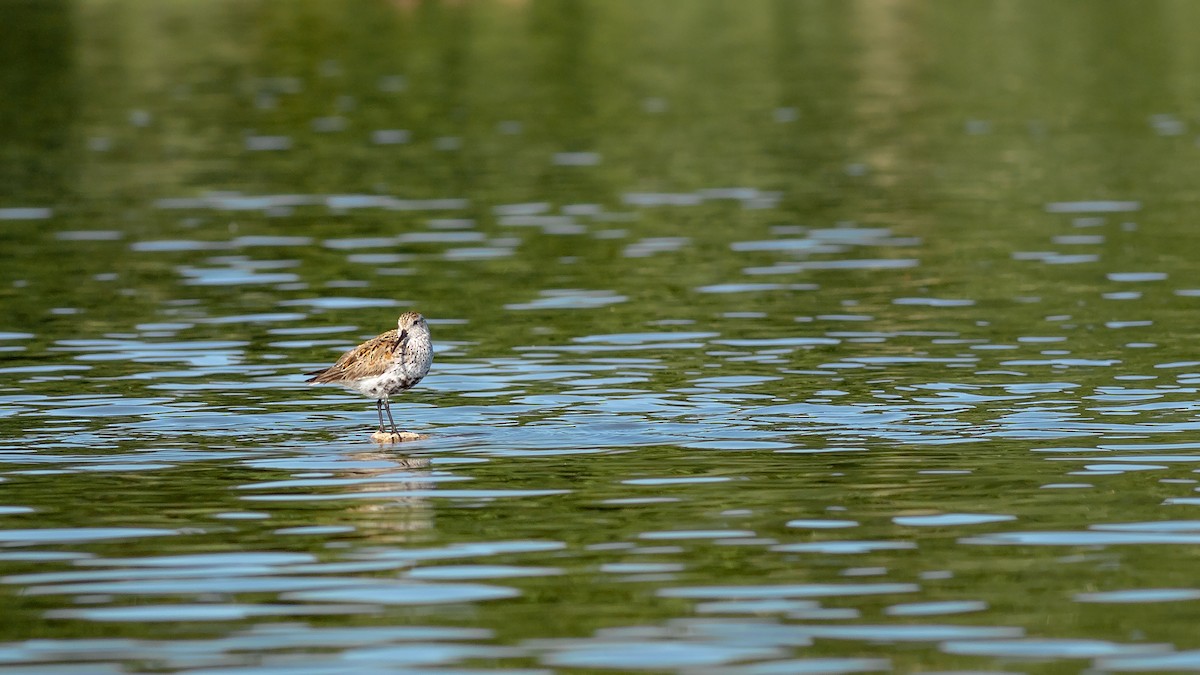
[304,329,402,385]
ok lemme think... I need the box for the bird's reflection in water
[334,450,435,537]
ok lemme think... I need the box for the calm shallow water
[5,1,1200,672]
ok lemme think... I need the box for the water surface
[3,1,1200,672]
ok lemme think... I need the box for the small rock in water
[371,431,426,444]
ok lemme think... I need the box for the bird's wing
[306,329,401,383]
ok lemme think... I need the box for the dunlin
[306,312,433,435]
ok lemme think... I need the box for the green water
[3,1,1200,672]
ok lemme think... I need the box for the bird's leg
[383,398,401,435]
[375,399,386,434]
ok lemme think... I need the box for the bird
[305,312,433,436]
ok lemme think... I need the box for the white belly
[346,353,431,400]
